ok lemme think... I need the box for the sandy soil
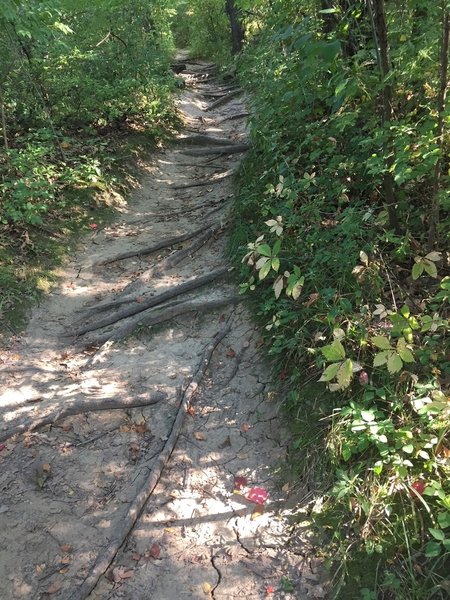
[0,58,326,600]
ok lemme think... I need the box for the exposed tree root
[73,266,229,336]
[218,112,250,123]
[180,144,249,157]
[0,390,166,444]
[65,324,231,600]
[175,162,228,169]
[176,133,236,146]
[82,296,240,346]
[87,223,227,312]
[172,170,233,190]
[98,222,212,265]
[205,89,242,111]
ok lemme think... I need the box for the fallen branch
[176,133,236,146]
[218,112,250,124]
[0,390,166,444]
[205,89,242,111]
[83,296,240,347]
[73,266,229,336]
[65,324,231,600]
[180,144,249,157]
[87,223,227,311]
[98,222,212,265]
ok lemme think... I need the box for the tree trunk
[368,0,399,232]
[428,3,450,249]
[225,0,244,54]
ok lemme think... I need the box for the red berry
[410,480,426,498]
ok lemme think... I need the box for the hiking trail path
[0,57,325,600]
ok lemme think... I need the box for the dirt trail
[0,59,325,600]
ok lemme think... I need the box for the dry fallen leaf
[112,567,134,582]
[251,505,265,520]
[133,422,148,434]
[135,296,145,303]
[194,431,206,441]
[240,422,250,433]
[202,582,213,594]
[233,476,248,492]
[60,556,71,565]
[46,581,62,595]
[148,542,161,559]
[226,348,236,358]
[131,553,141,561]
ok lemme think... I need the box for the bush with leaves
[231,0,449,596]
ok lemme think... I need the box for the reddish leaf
[89,223,98,230]
[135,296,145,304]
[246,487,269,505]
[233,476,248,491]
[131,553,141,561]
[279,369,289,381]
[0,444,6,452]
[148,542,161,559]
[265,585,275,595]
[226,348,236,358]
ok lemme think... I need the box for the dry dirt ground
[0,59,326,600]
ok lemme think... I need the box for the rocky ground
[0,58,326,600]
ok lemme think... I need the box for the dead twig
[65,324,231,600]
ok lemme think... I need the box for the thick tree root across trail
[0,56,323,600]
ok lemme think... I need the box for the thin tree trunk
[368,0,399,232]
[1,102,8,149]
[429,4,450,249]
[226,0,244,54]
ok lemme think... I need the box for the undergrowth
[229,3,450,598]
[0,0,181,333]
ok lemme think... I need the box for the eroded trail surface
[0,60,324,600]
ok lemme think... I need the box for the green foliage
[172,0,231,63]
[230,0,449,596]
[0,0,180,328]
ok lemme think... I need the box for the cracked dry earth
[0,60,326,600]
